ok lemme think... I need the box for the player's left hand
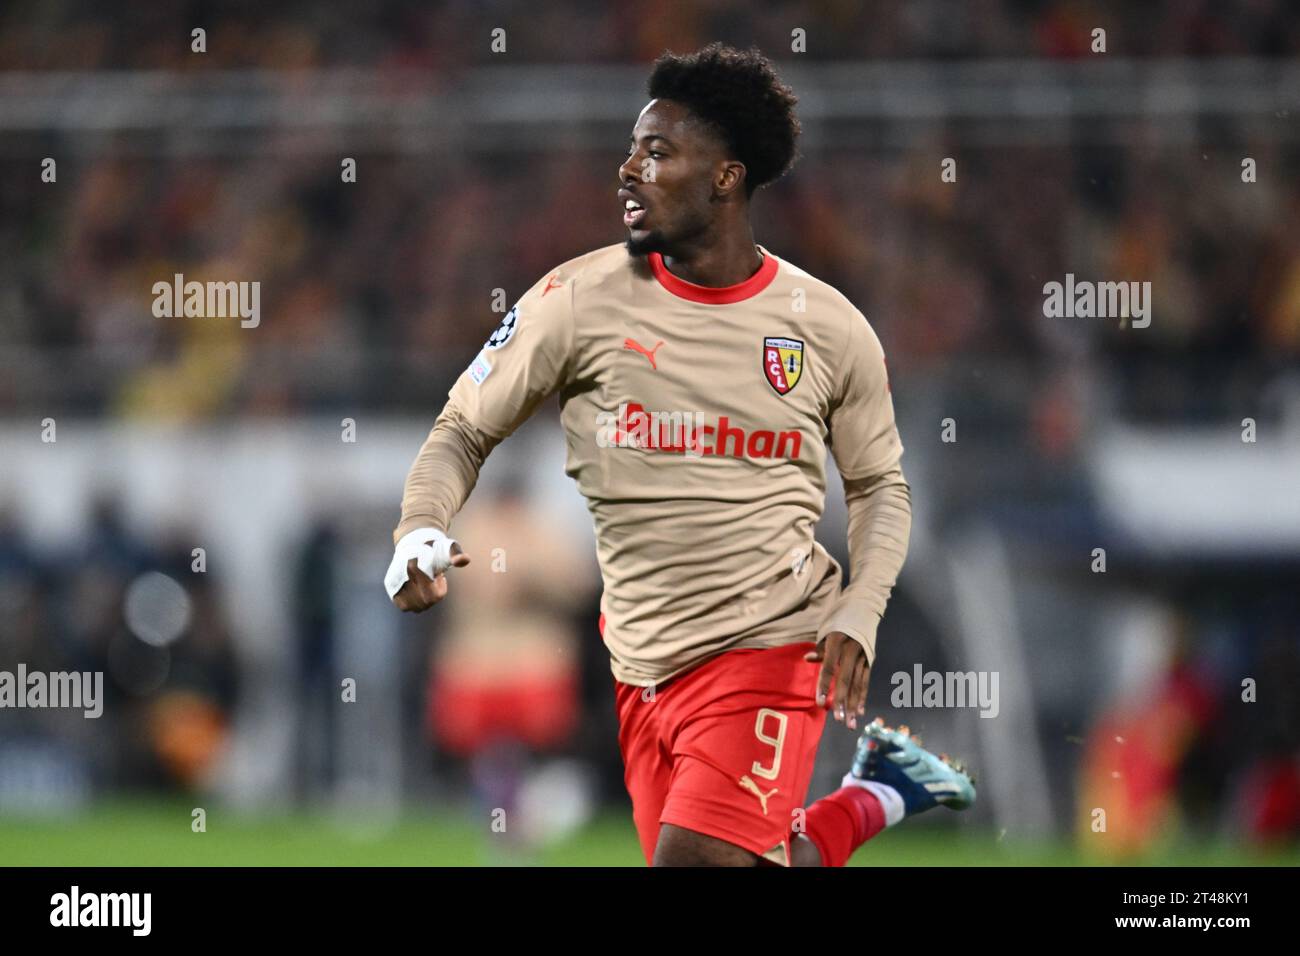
[805,632,869,728]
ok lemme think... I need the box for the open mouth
[623,197,647,228]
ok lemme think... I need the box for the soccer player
[385,42,974,866]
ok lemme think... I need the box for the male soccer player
[385,43,974,866]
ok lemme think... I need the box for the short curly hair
[646,42,801,198]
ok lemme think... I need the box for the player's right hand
[392,542,470,612]
[384,527,471,612]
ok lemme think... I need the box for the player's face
[619,99,727,257]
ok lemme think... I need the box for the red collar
[649,246,779,304]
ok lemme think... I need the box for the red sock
[803,785,887,867]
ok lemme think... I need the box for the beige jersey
[397,241,910,686]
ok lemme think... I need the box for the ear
[715,159,748,198]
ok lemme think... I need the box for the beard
[624,207,711,258]
[624,229,666,257]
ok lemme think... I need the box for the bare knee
[652,823,761,867]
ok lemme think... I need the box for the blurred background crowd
[1,0,1298,862]
[3,0,1300,68]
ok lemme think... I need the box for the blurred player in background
[426,480,595,854]
[386,43,974,866]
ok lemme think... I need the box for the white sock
[841,774,906,827]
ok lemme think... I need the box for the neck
[659,221,762,287]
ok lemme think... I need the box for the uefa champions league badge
[484,304,519,350]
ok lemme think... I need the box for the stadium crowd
[2,0,1299,70]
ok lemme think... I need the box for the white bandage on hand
[384,527,459,600]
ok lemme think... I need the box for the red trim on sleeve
[649,245,779,304]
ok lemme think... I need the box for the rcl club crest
[763,336,804,396]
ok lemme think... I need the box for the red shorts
[612,635,827,866]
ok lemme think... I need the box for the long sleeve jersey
[395,242,911,686]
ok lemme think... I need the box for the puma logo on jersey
[542,275,563,296]
[623,337,665,370]
[738,775,778,815]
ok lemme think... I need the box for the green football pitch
[2,801,1295,866]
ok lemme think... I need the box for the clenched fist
[384,528,471,613]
